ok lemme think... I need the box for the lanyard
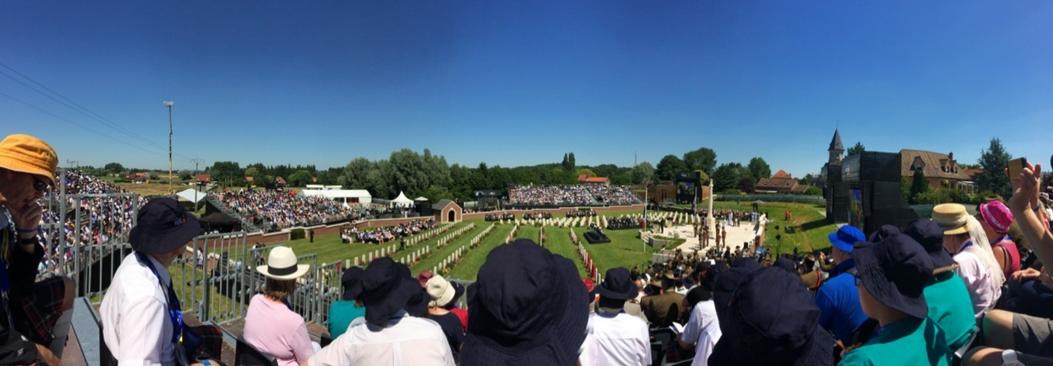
[135,251,184,345]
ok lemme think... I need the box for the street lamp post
[164,100,174,194]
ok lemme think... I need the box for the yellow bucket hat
[0,134,58,185]
[932,203,969,236]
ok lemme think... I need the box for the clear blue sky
[2,1,1051,176]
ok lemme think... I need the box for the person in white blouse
[100,198,217,366]
[307,257,453,366]
[580,268,651,366]
[933,203,1005,318]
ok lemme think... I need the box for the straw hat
[256,246,310,280]
[932,203,969,236]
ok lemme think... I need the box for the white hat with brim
[257,246,310,280]
[427,275,455,308]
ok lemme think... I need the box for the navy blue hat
[341,267,365,301]
[360,257,421,327]
[901,219,955,269]
[709,267,834,366]
[461,239,587,366]
[130,197,202,255]
[774,257,797,272]
[593,267,638,301]
[852,232,934,319]
[828,225,865,253]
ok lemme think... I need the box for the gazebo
[391,191,414,208]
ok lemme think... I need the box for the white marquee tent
[391,191,414,208]
[300,186,372,205]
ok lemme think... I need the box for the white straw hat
[256,246,310,280]
[426,275,455,308]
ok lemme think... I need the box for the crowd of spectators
[509,184,640,207]
[341,219,436,244]
[483,213,514,222]
[522,211,553,220]
[217,189,356,230]
[565,209,596,218]
[39,170,145,273]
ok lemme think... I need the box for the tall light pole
[164,100,174,194]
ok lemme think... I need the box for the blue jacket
[815,259,868,342]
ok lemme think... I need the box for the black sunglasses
[33,178,49,192]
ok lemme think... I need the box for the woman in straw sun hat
[932,203,1005,319]
[243,246,318,366]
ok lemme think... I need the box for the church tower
[828,128,845,165]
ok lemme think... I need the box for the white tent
[300,187,372,205]
[391,191,414,208]
[175,188,207,203]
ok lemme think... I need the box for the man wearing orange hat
[0,134,74,366]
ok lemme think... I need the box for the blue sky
[2,1,1051,176]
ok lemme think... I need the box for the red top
[993,236,1021,279]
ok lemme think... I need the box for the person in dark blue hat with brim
[840,230,952,366]
[709,266,834,366]
[901,219,977,358]
[815,225,869,343]
[460,239,588,366]
[579,267,650,366]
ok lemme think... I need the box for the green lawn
[541,227,588,277]
[576,227,654,275]
[677,201,837,255]
[448,225,514,280]
[410,223,489,274]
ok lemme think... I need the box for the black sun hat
[359,257,422,327]
[129,197,202,255]
[901,219,955,269]
[710,267,834,366]
[852,231,934,320]
[461,239,588,366]
[592,267,638,301]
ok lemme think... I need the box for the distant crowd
[218,189,355,230]
[509,184,640,207]
[341,219,437,244]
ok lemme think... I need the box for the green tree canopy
[748,157,771,181]
[975,138,1012,198]
[656,155,688,181]
[683,147,717,175]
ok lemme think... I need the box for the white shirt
[680,300,722,366]
[100,252,183,366]
[954,245,1001,318]
[579,310,651,366]
[308,313,454,366]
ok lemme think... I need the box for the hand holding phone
[1009,157,1028,180]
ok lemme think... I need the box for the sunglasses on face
[33,178,49,192]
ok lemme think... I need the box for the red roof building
[755,170,809,194]
[577,175,610,185]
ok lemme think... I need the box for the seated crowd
[217,189,355,230]
[509,184,640,207]
[39,169,144,274]
[522,211,553,220]
[565,209,597,218]
[341,219,437,244]
[482,212,514,222]
[8,133,1053,366]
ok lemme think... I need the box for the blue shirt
[815,259,868,342]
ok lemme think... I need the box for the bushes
[290,228,306,240]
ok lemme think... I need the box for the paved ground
[668,216,767,256]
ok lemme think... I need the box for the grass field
[680,201,837,255]
[245,200,836,282]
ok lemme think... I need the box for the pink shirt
[993,236,1021,279]
[244,294,316,366]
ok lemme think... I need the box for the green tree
[909,168,930,204]
[747,157,771,182]
[737,176,755,193]
[631,162,655,184]
[656,155,688,181]
[576,168,596,177]
[683,147,717,175]
[713,163,749,192]
[104,162,124,175]
[847,142,865,157]
[288,170,313,187]
[244,166,260,179]
[975,138,1012,198]
[209,161,243,186]
[340,158,373,188]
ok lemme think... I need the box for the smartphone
[1009,157,1028,179]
